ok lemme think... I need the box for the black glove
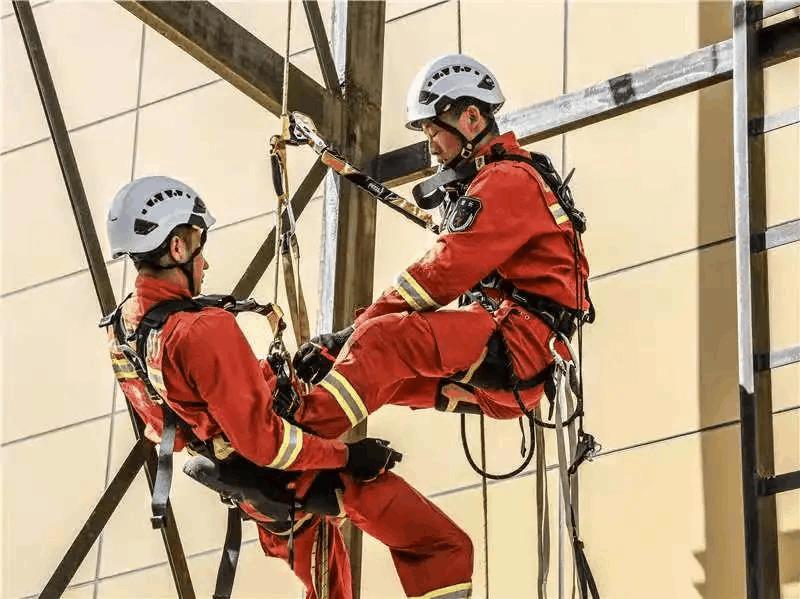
[344,438,402,482]
[293,325,354,384]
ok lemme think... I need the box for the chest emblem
[446,195,482,232]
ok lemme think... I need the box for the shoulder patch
[446,196,482,233]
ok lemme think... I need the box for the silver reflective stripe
[411,582,472,599]
[319,371,368,427]
[268,419,304,469]
[395,270,440,311]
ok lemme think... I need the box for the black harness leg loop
[213,506,243,599]
[150,405,178,529]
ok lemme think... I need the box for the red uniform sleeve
[355,163,550,325]
[171,310,348,470]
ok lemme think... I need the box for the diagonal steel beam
[117,0,343,140]
[303,0,341,95]
[232,160,329,300]
[14,3,195,595]
[40,439,151,598]
[14,0,117,315]
[376,17,800,187]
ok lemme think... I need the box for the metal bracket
[759,470,800,496]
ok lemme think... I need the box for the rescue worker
[289,53,592,435]
[104,176,474,599]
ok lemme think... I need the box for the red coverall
[108,275,473,599]
[296,131,590,436]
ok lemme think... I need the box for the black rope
[479,414,490,597]
[461,411,536,480]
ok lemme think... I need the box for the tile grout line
[428,403,800,500]
[41,402,800,596]
[1,1,455,157]
[0,197,324,300]
[93,20,149,595]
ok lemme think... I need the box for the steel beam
[13,0,117,316]
[755,345,800,370]
[751,218,800,251]
[117,1,342,140]
[762,0,800,19]
[40,440,150,598]
[733,2,781,598]
[303,0,341,95]
[376,17,800,187]
[750,106,800,134]
[330,3,387,597]
[761,470,800,495]
[14,3,195,595]
[232,160,329,300]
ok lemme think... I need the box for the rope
[479,414,490,598]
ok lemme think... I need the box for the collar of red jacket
[132,274,192,315]
[473,131,520,158]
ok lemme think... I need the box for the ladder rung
[749,106,800,135]
[751,219,800,252]
[760,470,800,495]
[762,0,800,19]
[755,345,800,371]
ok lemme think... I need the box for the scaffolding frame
[11,0,799,597]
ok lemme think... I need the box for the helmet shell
[107,176,215,259]
[405,54,505,130]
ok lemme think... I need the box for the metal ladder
[732,2,800,598]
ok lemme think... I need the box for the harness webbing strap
[534,404,549,599]
[281,232,311,347]
[212,506,243,599]
[150,404,178,529]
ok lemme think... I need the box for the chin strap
[431,116,494,169]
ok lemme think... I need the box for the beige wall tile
[62,584,97,599]
[2,263,123,443]
[579,425,744,598]
[567,88,734,276]
[584,242,740,452]
[765,124,800,229]
[775,409,800,598]
[380,1,458,153]
[1,112,136,294]
[461,1,564,113]
[134,82,319,230]
[567,1,730,92]
[764,58,799,116]
[1,2,141,152]
[97,540,303,598]
[385,0,446,21]
[98,413,258,578]
[767,242,800,353]
[139,27,219,107]
[2,419,110,598]
[772,363,800,413]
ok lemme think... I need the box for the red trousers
[296,306,551,439]
[256,472,473,598]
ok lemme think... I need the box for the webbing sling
[213,506,243,599]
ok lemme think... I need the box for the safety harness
[101,294,340,598]
[420,146,601,599]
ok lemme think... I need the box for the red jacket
[354,132,590,379]
[108,275,348,471]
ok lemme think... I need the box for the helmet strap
[433,116,495,169]
[139,230,206,295]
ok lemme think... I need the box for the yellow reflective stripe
[410,582,472,599]
[268,419,304,470]
[396,270,440,311]
[149,368,167,395]
[549,203,569,225]
[319,371,368,427]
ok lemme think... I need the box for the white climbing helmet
[107,176,215,259]
[405,54,505,131]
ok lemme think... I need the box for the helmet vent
[134,218,159,235]
[418,90,439,105]
[477,75,495,90]
[193,197,207,213]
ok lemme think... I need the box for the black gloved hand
[344,438,402,482]
[293,325,354,384]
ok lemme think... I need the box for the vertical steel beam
[13,2,195,596]
[329,3,386,597]
[732,2,780,598]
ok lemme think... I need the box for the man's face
[420,118,464,165]
[171,227,209,294]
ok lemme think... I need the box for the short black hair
[132,224,196,271]
[444,97,500,135]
